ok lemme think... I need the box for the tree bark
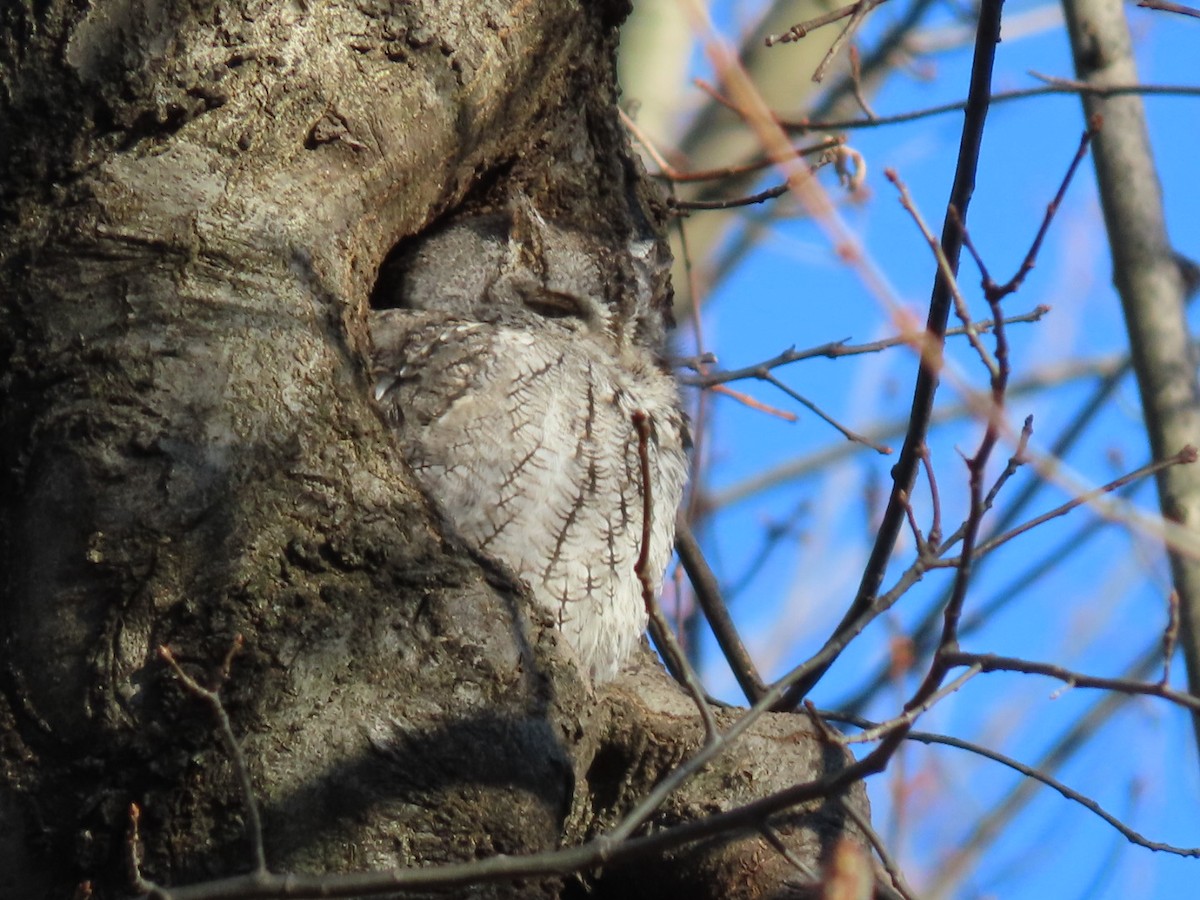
[0,2,870,897]
[1062,0,1200,758]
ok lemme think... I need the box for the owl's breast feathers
[367,230,686,683]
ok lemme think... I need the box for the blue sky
[626,1,1200,896]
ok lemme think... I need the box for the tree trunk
[0,2,870,897]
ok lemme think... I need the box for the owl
[369,200,689,682]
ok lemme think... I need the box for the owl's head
[384,197,673,354]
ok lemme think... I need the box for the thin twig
[835,798,919,900]
[778,0,1006,709]
[950,446,1199,563]
[758,369,892,452]
[710,383,798,421]
[1163,590,1181,686]
[617,107,675,176]
[842,666,982,743]
[675,515,768,703]
[657,137,845,182]
[939,651,1200,712]
[887,172,998,380]
[775,80,1200,133]
[127,804,157,895]
[764,0,878,46]
[847,44,878,120]
[763,0,894,86]
[980,415,1033,512]
[912,419,1030,564]
[957,124,1097,303]
[632,411,718,740]
[812,0,885,84]
[918,444,943,548]
[159,639,267,875]
[822,704,1200,859]
[680,307,1048,388]
[620,106,844,184]
[670,181,789,211]
[758,824,820,884]
[899,489,929,557]
[1137,0,1200,17]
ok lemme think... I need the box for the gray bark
[1062,0,1200,754]
[0,2,870,897]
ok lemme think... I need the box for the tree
[1,2,871,899]
[6,0,1198,898]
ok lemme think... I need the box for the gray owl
[369,200,688,682]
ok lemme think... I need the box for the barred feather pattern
[369,211,687,681]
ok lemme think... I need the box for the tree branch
[778,0,1007,708]
[1062,0,1200,757]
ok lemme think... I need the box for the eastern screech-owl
[369,201,688,682]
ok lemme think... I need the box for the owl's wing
[368,309,490,429]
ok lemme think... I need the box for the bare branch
[1063,0,1200,755]
[632,411,718,740]
[841,665,982,743]
[704,349,1133,512]
[777,0,1006,709]
[669,181,789,211]
[621,104,844,184]
[159,639,267,877]
[938,650,1200,712]
[758,825,820,886]
[674,516,768,704]
[1163,590,1182,686]
[846,45,878,121]
[957,124,1097,303]
[812,0,885,84]
[822,704,1200,860]
[887,171,998,380]
[834,800,919,900]
[778,81,1200,133]
[681,307,1048,388]
[709,383,798,421]
[919,440,943,549]
[955,446,1198,563]
[757,368,892,453]
[764,0,891,48]
[1136,0,1200,17]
